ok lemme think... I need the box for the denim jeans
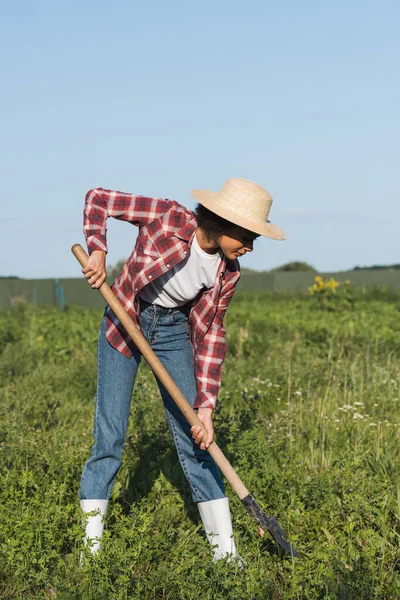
[79,300,225,503]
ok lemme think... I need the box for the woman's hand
[191,407,214,450]
[82,250,107,289]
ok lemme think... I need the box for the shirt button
[149,275,152,279]
[167,264,170,267]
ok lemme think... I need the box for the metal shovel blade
[241,494,299,557]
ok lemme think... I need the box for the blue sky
[1,0,399,278]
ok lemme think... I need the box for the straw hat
[190,178,286,240]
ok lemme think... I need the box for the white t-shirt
[139,233,221,308]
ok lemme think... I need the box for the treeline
[353,264,400,271]
[2,262,399,281]
[239,261,400,274]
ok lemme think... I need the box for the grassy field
[1,290,400,599]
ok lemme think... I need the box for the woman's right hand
[82,250,107,289]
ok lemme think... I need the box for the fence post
[54,279,65,310]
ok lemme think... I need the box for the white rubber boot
[80,499,108,555]
[198,497,238,562]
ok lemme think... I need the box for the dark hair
[194,204,236,243]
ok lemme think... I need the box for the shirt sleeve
[193,279,238,410]
[83,188,171,255]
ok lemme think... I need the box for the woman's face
[217,225,259,260]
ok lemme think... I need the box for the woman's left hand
[191,407,214,450]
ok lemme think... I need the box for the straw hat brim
[190,189,286,240]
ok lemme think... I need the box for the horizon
[2,260,400,281]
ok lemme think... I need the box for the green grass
[1,291,400,599]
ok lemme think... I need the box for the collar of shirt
[174,217,198,243]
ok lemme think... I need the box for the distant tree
[108,259,127,279]
[352,264,400,271]
[272,261,317,272]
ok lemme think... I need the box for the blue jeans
[79,301,225,503]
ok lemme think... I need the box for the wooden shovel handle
[72,244,249,500]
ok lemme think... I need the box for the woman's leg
[147,306,225,503]
[147,306,240,561]
[79,316,141,500]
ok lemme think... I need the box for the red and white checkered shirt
[84,188,241,410]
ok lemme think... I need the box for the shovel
[72,243,299,558]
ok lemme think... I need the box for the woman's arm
[193,277,239,410]
[82,249,107,289]
[191,407,214,450]
[190,279,238,449]
[83,188,171,256]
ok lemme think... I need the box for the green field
[1,291,400,599]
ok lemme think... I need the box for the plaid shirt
[84,188,240,410]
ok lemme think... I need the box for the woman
[79,177,286,561]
